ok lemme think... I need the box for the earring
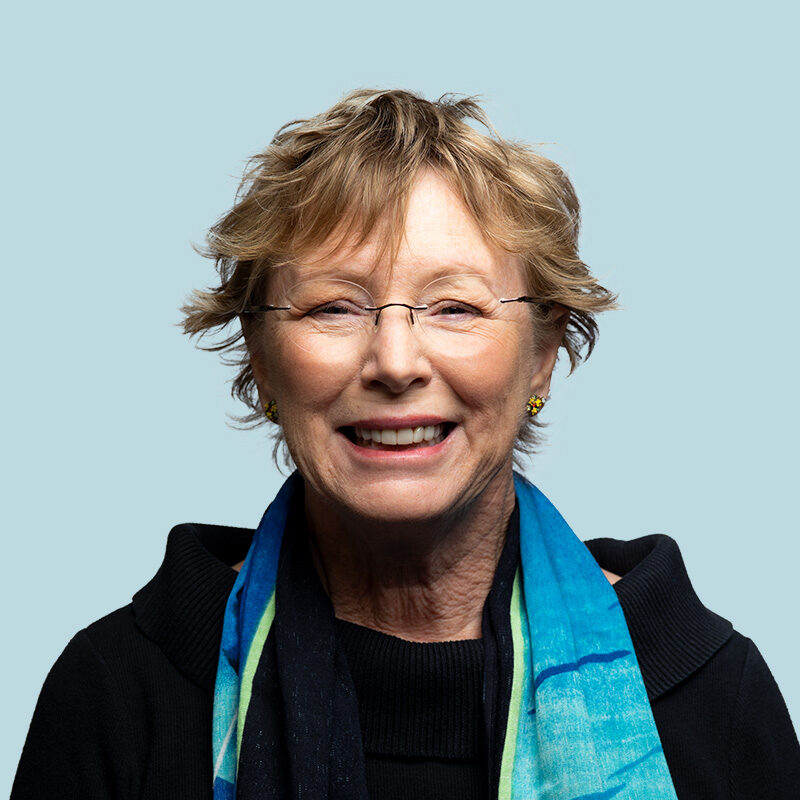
[526,394,547,417]
[264,400,279,423]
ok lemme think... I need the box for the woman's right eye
[311,301,360,316]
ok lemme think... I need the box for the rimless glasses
[239,274,552,357]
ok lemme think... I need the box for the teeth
[353,424,444,446]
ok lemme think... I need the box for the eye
[309,300,363,316]
[430,300,481,317]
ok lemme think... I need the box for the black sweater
[11,520,800,799]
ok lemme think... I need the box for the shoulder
[11,609,139,798]
[34,610,133,696]
[659,627,800,794]
[19,604,165,738]
[44,519,248,696]
[74,603,183,694]
[25,605,147,707]
[584,532,735,699]
[727,634,800,792]
[584,534,800,789]
[11,517,242,800]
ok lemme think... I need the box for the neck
[303,467,516,642]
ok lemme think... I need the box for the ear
[529,304,569,398]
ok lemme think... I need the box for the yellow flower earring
[264,400,279,424]
[526,394,547,417]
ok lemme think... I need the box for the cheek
[268,338,355,423]
[441,325,534,411]
[268,345,352,475]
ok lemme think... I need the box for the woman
[12,89,800,799]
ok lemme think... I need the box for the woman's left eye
[434,302,480,316]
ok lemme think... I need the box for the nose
[360,304,433,394]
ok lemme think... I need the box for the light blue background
[3,1,798,791]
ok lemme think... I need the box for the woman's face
[248,169,562,525]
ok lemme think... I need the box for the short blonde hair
[180,88,618,460]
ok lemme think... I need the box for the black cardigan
[11,520,800,799]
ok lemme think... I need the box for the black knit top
[337,618,486,799]
[11,515,800,799]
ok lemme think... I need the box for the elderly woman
[12,89,800,800]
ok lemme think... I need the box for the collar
[583,534,733,699]
[132,521,733,701]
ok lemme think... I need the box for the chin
[334,474,464,525]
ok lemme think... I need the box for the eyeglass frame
[239,295,553,326]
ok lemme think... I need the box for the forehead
[275,169,524,292]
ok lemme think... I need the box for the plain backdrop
[3,0,798,792]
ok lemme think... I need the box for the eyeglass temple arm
[239,304,291,314]
[499,296,553,309]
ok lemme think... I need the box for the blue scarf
[212,471,678,798]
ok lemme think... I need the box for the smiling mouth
[340,423,456,450]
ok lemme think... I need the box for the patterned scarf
[212,471,678,798]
